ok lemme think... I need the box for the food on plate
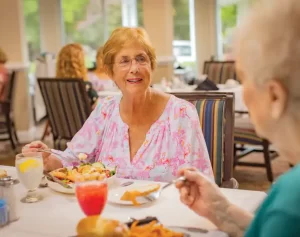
[49,162,116,184]
[130,220,184,237]
[121,184,161,205]
[0,168,7,178]
[76,216,183,237]
[78,153,88,161]
[77,216,129,237]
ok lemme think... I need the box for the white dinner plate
[46,178,76,194]
[46,170,116,194]
[108,185,151,206]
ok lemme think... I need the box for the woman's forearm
[214,204,253,237]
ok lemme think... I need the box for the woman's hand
[22,141,63,171]
[176,167,231,227]
[22,140,48,153]
[176,168,254,237]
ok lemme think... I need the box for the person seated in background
[0,48,9,101]
[56,43,98,106]
[22,27,213,182]
[177,0,300,236]
[88,46,116,92]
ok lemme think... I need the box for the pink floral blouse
[55,95,214,182]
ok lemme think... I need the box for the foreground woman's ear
[267,80,288,120]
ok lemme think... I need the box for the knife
[167,226,209,234]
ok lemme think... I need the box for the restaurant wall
[0,0,33,134]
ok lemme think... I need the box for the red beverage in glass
[76,180,108,216]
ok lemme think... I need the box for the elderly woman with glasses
[176,0,300,236]
[23,27,213,182]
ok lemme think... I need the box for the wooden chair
[203,61,237,84]
[38,78,92,150]
[234,112,278,182]
[0,71,19,152]
[172,92,236,188]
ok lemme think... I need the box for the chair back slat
[203,61,237,84]
[7,71,16,103]
[172,92,234,186]
[38,78,92,148]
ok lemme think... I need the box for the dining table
[0,165,266,237]
[97,84,248,112]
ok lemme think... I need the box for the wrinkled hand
[176,167,231,226]
[22,141,62,171]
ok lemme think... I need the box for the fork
[37,149,65,159]
[143,176,186,202]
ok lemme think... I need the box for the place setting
[0,152,232,237]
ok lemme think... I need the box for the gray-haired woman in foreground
[177,0,300,236]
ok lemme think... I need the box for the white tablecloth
[1,166,266,237]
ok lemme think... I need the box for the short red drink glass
[75,179,108,216]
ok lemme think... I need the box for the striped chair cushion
[187,99,225,185]
[234,115,263,145]
[234,128,263,145]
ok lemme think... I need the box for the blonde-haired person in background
[22,27,213,182]
[176,0,300,236]
[0,48,9,101]
[56,43,98,106]
[87,46,115,92]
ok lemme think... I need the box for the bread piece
[77,216,129,237]
[0,169,7,178]
[121,184,161,205]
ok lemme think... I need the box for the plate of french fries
[76,216,186,237]
[46,162,117,194]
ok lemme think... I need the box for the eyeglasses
[115,55,150,70]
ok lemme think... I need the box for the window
[62,0,103,67]
[173,0,195,69]
[173,0,190,41]
[137,0,144,27]
[62,0,123,67]
[107,0,122,35]
[173,45,192,57]
[217,0,255,60]
[24,0,41,71]
[220,4,237,60]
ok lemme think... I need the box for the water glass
[15,152,44,203]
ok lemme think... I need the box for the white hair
[235,0,300,107]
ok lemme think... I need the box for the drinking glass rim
[16,152,44,159]
[75,178,107,186]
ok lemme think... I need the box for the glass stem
[27,189,37,198]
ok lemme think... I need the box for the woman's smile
[126,78,143,84]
